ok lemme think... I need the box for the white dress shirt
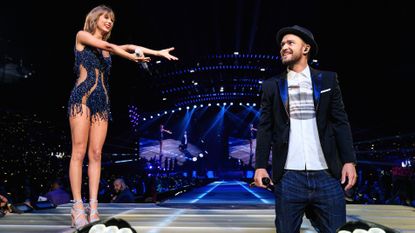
[284,66,328,170]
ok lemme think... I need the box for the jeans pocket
[322,169,333,178]
[282,170,292,179]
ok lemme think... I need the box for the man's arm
[330,73,356,164]
[254,80,274,187]
[330,73,357,190]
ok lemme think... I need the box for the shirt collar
[287,65,311,80]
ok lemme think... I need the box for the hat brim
[276,27,318,58]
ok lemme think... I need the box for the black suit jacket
[255,68,356,182]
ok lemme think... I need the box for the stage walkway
[0,181,414,233]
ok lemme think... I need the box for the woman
[68,5,178,229]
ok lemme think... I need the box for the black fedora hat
[276,25,318,58]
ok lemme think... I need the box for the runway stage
[1,181,414,233]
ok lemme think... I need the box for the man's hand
[254,168,272,188]
[341,162,357,191]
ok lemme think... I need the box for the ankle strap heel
[71,200,88,229]
[88,199,100,223]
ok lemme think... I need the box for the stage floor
[0,181,414,233]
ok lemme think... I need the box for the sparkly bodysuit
[68,46,112,121]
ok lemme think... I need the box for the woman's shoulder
[76,30,91,38]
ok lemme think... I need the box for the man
[248,124,257,167]
[248,124,257,154]
[111,178,135,203]
[45,179,71,206]
[179,130,188,151]
[254,25,357,233]
[0,194,8,217]
[0,193,23,216]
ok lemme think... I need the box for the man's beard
[281,53,300,66]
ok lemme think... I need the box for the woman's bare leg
[69,105,91,201]
[86,118,107,221]
[87,118,108,208]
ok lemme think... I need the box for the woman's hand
[158,47,178,60]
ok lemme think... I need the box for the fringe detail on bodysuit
[67,103,111,122]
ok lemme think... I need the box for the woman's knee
[71,144,87,161]
[88,149,102,162]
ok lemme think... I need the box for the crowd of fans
[346,165,415,207]
[1,110,414,218]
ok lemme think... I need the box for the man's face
[280,34,308,65]
[52,183,60,190]
[113,181,122,192]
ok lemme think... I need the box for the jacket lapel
[277,73,289,117]
[311,68,323,111]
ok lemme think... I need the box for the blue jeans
[275,170,346,233]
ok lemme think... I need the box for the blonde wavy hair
[83,5,115,41]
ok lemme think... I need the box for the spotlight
[186,106,190,110]
[192,157,198,162]
[199,153,204,158]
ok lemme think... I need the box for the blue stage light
[246,170,254,178]
[206,171,214,178]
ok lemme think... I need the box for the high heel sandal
[71,200,88,229]
[88,199,100,223]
